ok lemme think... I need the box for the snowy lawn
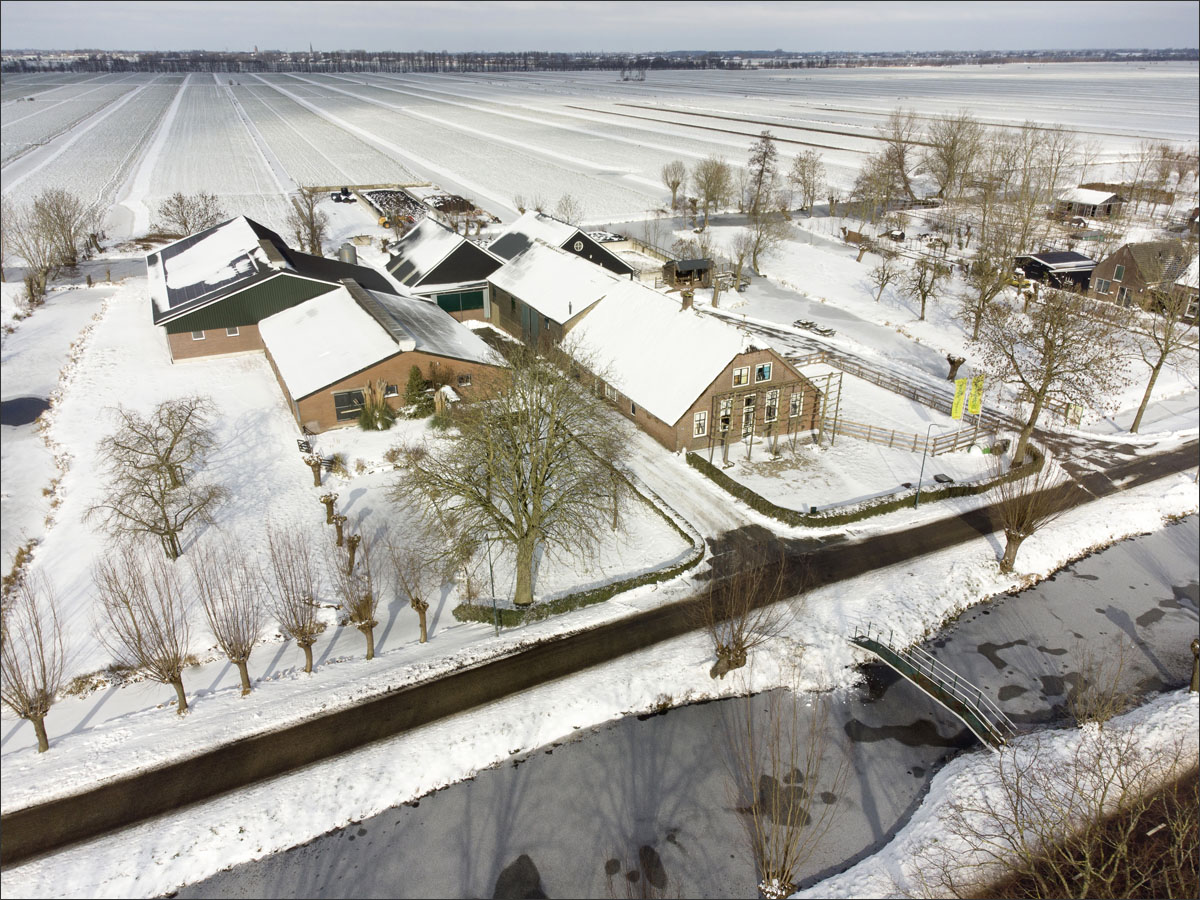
[1,466,1195,899]
[711,434,999,513]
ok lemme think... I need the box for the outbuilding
[385,217,505,322]
[488,211,636,278]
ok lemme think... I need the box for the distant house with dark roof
[488,211,636,278]
[1016,250,1097,291]
[259,280,506,433]
[384,218,505,322]
[147,216,398,361]
[1056,187,1125,219]
[1091,240,1190,309]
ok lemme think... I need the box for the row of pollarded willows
[0,522,441,753]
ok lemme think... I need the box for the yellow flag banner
[951,378,968,420]
[967,374,985,415]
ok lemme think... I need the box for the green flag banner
[967,374,985,416]
[951,378,968,420]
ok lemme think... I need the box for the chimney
[681,290,694,311]
[338,242,357,265]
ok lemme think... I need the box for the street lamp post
[914,423,946,508]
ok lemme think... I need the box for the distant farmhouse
[1090,240,1191,310]
[488,211,636,278]
[147,217,505,432]
[148,217,399,361]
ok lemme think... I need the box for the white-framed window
[1117,286,1132,306]
[384,383,400,397]
[190,331,205,341]
[789,393,802,418]
[225,326,240,337]
[1113,264,1126,282]
[1095,278,1111,294]
[732,366,750,387]
[718,397,732,432]
[694,410,708,437]
[605,383,618,401]
[765,389,779,422]
[630,401,637,415]
[755,362,772,383]
[457,374,472,387]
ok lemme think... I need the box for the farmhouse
[147,216,399,361]
[1056,187,1125,219]
[568,281,822,453]
[488,210,636,278]
[487,240,619,346]
[258,280,505,433]
[1015,250,1097,291]
[384,217,505,322]
[1090,240,1190,309]
[1173,257,1199,323]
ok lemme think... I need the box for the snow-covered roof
[259,281,504,400]
[1176,256,1199,291]
[259,286,402,400]
[1058,187,1122,206]
[147,217,293,319]
[488,241,620,324]
[386,218,467,286]
[488,210,576,259]
[568,281,766,426]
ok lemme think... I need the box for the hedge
[685,445,1045,529]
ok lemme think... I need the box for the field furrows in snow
[1,81,140,164]
[232,84,414,186]
[261,75,660,220]
[5,84,178,213]
[146,82,291,232]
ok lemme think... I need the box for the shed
[1017,251,1097,291]
[663,257,713,288]
[1056,187,1124,219]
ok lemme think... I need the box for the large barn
[384,217,505,322]
[488,210,636,278]
[147,216,399,361]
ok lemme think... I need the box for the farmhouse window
[605,383,618,401]
[719,397,732,432]
[457,374,472,387]
[1113,264,1125,282]
[789,393,802,418]
[333,389,366,422]
[384,384,399,397]
[694,411,708,437]
[755,363,772,383]
[1095,279,1111,294]
[630,401,637,415]
[765,389,779,423]
[732,366,750,387]
[190,331,205,341]
[225,326,239,337]
[1116,286,1133,306]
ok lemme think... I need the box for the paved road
[1,439,1196,868]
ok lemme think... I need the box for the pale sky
[2,0,1197,53]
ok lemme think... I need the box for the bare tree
[1,573,67,752]
[904,256,949,321]
[287,186,330,256]
[385,533,440,643]
[33,188,100,269]
[730,229,755,292]
[263,524,326,673]
[973,289,1132,465]
[724,688,849,898]
[910,722,1193,900]
[394,345,625,607]
[94,545,192,715]
[692,155,733,229]
[696,558,796,680]
[190,537,264,695]
[661,160,688,210]
[748,206,791,274]
[747,131,780,218]
[88,396,226,559]
[1,197,58,301]
[851,151,898,226]
[992,452,1073,574]
[154,191,227,237]
[868,251,901,303]
[877,108,922,201]
[787,150,825,216]
[960,231,1019,341]
[1127,279,1200,433]
[554,193,585,225]
[329,536,378,659]
[923,111,983,200]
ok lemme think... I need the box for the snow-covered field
[4,63,1197,236]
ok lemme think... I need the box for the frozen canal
[181,517,1198,899]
